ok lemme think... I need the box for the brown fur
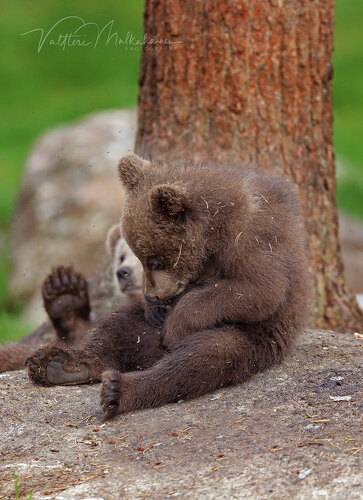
[0,229,142,373]
[0,267,92,373]
[27,154,310,420]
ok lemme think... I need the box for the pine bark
[135,0,362,332]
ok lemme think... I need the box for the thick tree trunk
[135,0,362,332]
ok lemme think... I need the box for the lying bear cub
[0,224,143,373]
[28,154,310,420]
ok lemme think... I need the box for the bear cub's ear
[106,224,122,256]
[150,184,191,219]
[118,153,150,192]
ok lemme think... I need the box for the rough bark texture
[135,0,362,332]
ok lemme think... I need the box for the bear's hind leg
[27,301,164,386]
[27,346,94,386]
[100,326,283,418]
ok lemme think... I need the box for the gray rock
[340,214,363,295]
[1,330,362,499]
[10,109,136,323]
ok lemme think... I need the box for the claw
[101,370,122,420]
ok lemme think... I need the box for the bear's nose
[117,267,132,280]
[144,294,159,303]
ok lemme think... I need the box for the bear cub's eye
[149,257,163,271]
[119,255,125,264]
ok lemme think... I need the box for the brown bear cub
[0,227,143,373]
[0,267,92,373]
[27,153,310,420]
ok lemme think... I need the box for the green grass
[334,1,363,219]
[0,0,144,227]
[0,0,362,342]
[13,470,33,500]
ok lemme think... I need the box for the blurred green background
[0,0,362,342]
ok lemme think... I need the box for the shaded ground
[1,330,362,499]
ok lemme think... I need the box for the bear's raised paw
[42,266,91,338]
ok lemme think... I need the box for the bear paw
[101,370,122,421]
[42,266,91,337]
[27,347,91,386]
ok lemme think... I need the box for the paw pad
[42,266,90,321]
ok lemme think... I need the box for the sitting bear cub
[28,153,309,420]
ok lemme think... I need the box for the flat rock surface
[1,330,362,499]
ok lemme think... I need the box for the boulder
[340,214,363,295]
[1,330,362,499]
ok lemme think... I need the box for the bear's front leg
[162,273,288,350]
[161,286,220,350]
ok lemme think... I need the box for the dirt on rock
[1,330,362,499]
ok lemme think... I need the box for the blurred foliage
[0,0,362,342]
[334,1,363,219]
[0,0,144,228]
